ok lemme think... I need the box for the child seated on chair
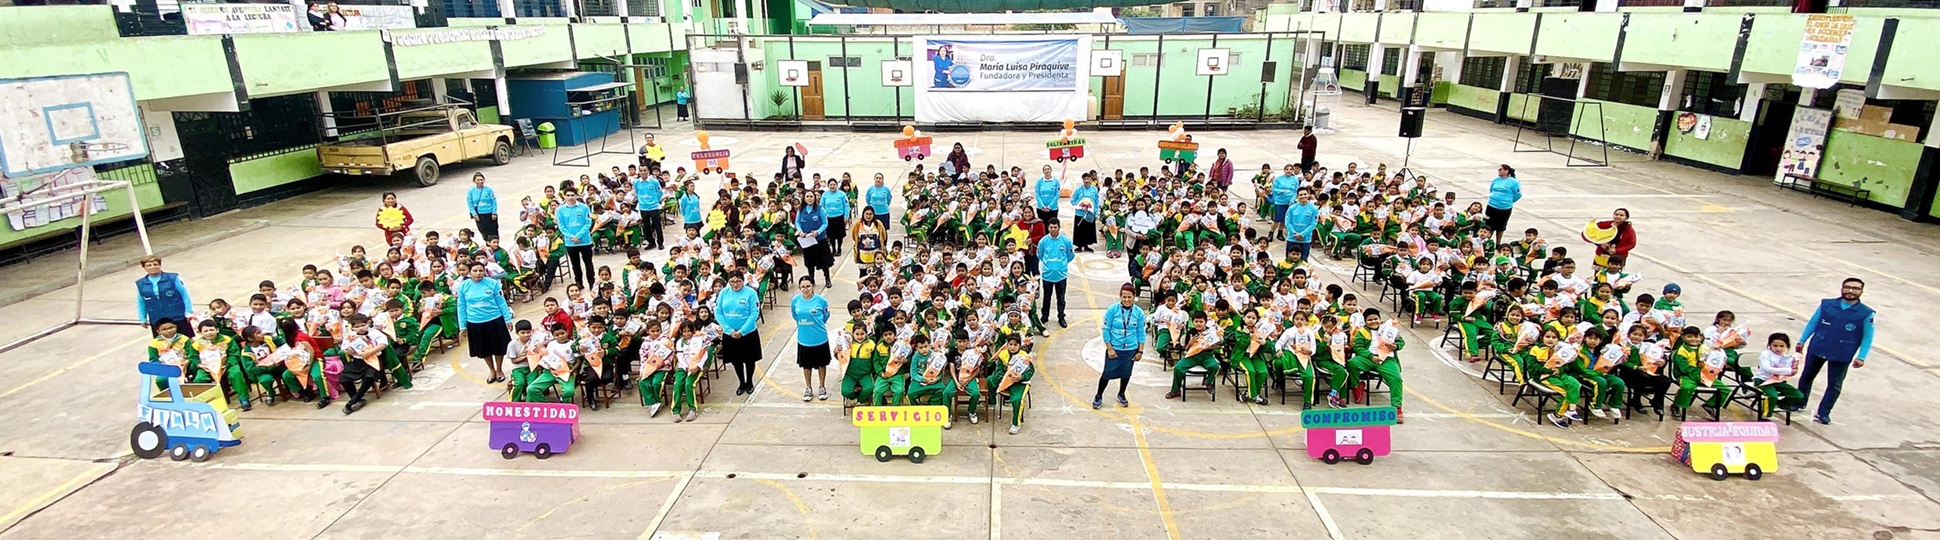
[505,320,536,402]
[1449,282,1492,363]
[1343,308,1407,423]
[952,331,986,426]
[338,314,388,415]
[1233,309,1273,405]
[1669,326,1730,413]
[1164,312,1221,400]
[873,325,912,406]
[1753,333,1807,417]
[988,344,1034,435]
[635,319,674,416]
[1570,328,1625,420]
[527,325,577,405]
[838,324,883,405]
[1524,326,1583,428]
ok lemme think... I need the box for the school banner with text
[914,35,1092,123]
[1793,14,1855,90]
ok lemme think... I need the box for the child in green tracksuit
[410,282,454,369]
[507,321,537,402]
[189,320,247,409]
[1342,309,1407,422]
[987,341,1035,435]
[1670,326,1731,411]
[1165,313,1221,400]
[1523,326,1583,427]
[872,327,912,406]
[1313,315,1353,408]
[953,338,986,425]
[527,325,577,404]
[1566,328,1626,420]
[904,337,955,412]
[1273,312,1320,409]
[839,325,884,404]
[1233,310,1273,404]
[1448,282,1493,363]
[381,300,417,390]
[1752,333,1807,418]
[236,327,285,407]
[635,322,673,415]
[671,322,709,422]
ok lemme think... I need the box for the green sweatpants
[1314,359,1349,397]
[1234,351,1269,400]
[1170,352,1220,393]
[1753,379,1805,417]
[411,323,447,365]
[1343,355,1405,409]
[1455,319,1490,359]
[960,377,985,415]
[907,377,956,406]
[1274,351,1317,406]
[872,374,909,406]
[224,358,267,405]
[527,371,576,403]
[672,370,700,415]
[840,362,877,403]
[637,371,668,406]
[1411,290,1444,317]
[1540,374,1581,415]
[984,372,1029,427]
[1673,376,1731,409]
[1571,368,1626,409]
[382,349,413,389]
[508,366,534,402]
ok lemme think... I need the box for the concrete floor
[3,101,1940,540]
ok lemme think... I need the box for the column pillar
[1495,55,1520,122]
[431,77,451,103]
[316,91,338,138]
[1738,82,1765,122]
[1900,111,1940,220]
[1651,69,1688,158]
[1365,44,1385,104]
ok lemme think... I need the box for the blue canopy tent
[1119,16,1247,34]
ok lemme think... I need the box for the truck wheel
[534,443,553,460]
[411,157,440,187]
[168,443,191,462]
[190,445,212,462]
[1709,464,1730,481]
[1355,448,1375,465]
[130,422,167,459]
[874,445,894,463]
[1321,449,1340,465]
[1743,464,1763,481]
[501,443,521,460]
[491,140,512,165]
[908,447,927,464]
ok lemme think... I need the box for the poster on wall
[1092,50,1123,77]
[1832,88,1866,119]
[1694,114,1712,140]
[882,60,912,87]
[777,60,809,87]
[914,35,1093,123]
[1196,48,1230,76]
[337,5,418,31]
[2,169,111,232]
[1775,107,1832,184]
[182,4,300,35]
[1793,14,1855,89]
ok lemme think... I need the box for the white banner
[384,26,546,46]
[337,5,417,31]
[1776,107,1832,183]
[182,4,300,35]
[914,35,1092,123]
[1793,14,1855,90]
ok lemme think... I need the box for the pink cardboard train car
[1302,406,1397,465]
[895,136,933,161]
[485,401,580,459]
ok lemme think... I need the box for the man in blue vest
[1795,278,1874,425]
[135,255,192,336]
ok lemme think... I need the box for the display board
[914,35,1092,123]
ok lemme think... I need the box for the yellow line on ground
[1127,409,1183,540]
[518,477,671,535]
[0,461,115,530]
[1406,390,1668,453]
[754,478,821,540]
[0,335,147,401]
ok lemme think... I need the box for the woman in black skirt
[790,276,833,401]
[454,262,515,383]
[795,196,835,288]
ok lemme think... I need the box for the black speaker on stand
[1399,86,1428,168]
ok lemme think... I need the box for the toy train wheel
[534,443,553,460]
[874,445,894,463]
[1743,464,1763,481]
[1321,449,1341,465]
[916,153,927,160]
[1355,448,1375,465]
[501,443,521,460]
[904,155,913,162]
[190,445,212,463]
[130,422,167,459]
[168,443,191,462]
[908,447,927,464]
[1709,464,1730,481]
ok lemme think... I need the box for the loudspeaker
[1400,108,1425,138]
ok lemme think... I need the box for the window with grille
[1679,71,1745,116]
[1182,4,1194,16]
[1459,56,1506,88]
[1513,61,1549,93]
[1381,47,1401,76]
[1340,44,1369,71]
[1132,53,1160,67]
[827,56,861,68]
[628,0,660,16]
[1582,62,1664,107]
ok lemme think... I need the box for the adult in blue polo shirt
[819,179,850,256]
[1094,283,1147,409]
[454,261,515,384]
[1268,163,1301,240]
[553,188,595,290]
[790,277,833,402]
[1485,164,1523,246]
[632,172,665,249]
[1037,220,1075,331]
[715,271,764,396]
[466,172,500,240]
[135,255,192,335]
[1795,278,1875,425]
[1033,164,1062,225]
[865,173,893,230]
[1283,187,1321,261]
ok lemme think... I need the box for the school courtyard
[1,102,1938,539]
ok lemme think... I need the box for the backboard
[0,72,150,178]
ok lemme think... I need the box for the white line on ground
[639,473,695,540]
[1304,488,1346,540]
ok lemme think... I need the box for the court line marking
[639,473,695,540]
[0,335,147,401]
[988,481,1002,540]
[1303,489,1346,540]
[0,461,116,532]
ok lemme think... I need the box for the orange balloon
[696,131,711,150]
[902,125,916,138]
[1063,119,1075,131]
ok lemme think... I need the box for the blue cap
[1663,283,1681,294]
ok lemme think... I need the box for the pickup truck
[318,106,514,187]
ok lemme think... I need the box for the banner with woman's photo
[913,35,1092,123]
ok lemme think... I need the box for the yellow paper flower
[377,207,407,230]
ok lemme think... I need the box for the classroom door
[801,63,826,120]
[1102,75,1125,120]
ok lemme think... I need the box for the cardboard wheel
[908,447,927,464]
[903,155,913,161]
[1709,464,1730,481]
[1355,448,1375,465]
[1743,464,1763,481]
[168,443,190,461]
[874,446,894,462]
[1321,449,1341,465]
[130,422,167,459]
[189,445,212,462]
[501,443,521,460]
[534,443,553,460]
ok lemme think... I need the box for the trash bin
[1313,106,1331,130]
[536,122,557,149]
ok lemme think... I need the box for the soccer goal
[1510,93,1610,168]
[0,72,155,355]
